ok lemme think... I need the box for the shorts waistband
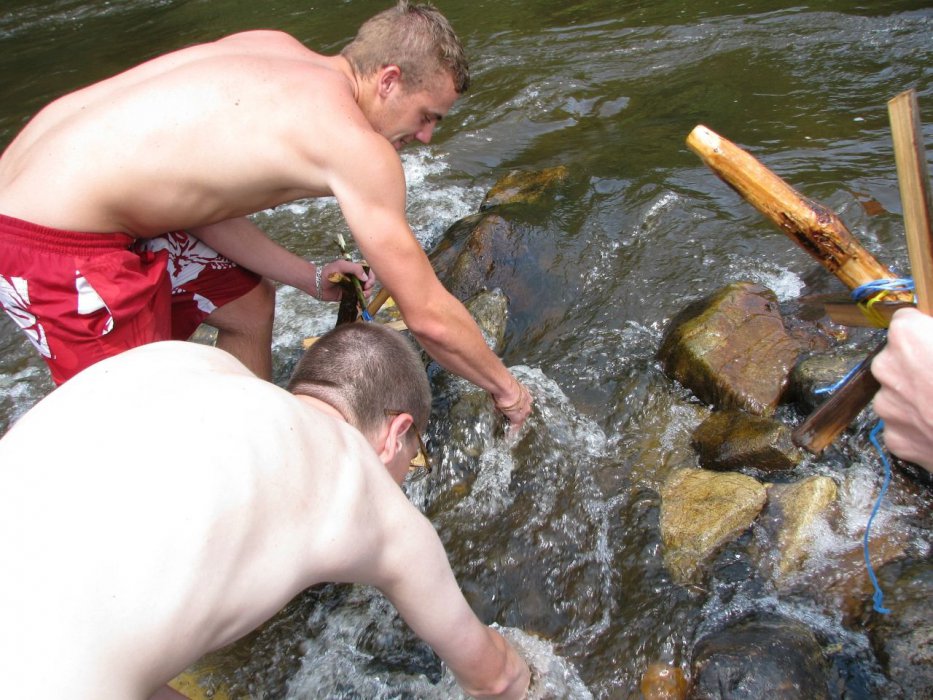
[0,213,134,255]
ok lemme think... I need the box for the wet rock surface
[430,211,531,303]
[788,348,872,413]
[865,559,933,699]
[689,613,832,700]
[658,281,800,416]
[660,468,768,583]
[691,409,803,473]
[479,165,570,211]
[765,475,838,579]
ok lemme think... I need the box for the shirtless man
[0,323,531,700]
[871,307,933,473]
[0,1,532,427]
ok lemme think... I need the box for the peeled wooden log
[687,125,913,302]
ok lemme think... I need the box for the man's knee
[208,278,276,334]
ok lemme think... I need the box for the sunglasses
[385,410,432,481]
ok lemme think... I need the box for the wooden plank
[824,300,913,328]
[888,89,933,312]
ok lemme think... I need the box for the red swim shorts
[0,214,260,384]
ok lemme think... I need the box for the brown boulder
[660,468,768,583]
[691,409,803,472]
[658,281,799,416]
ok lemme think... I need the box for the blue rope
[850,277,915,303]
[814,362,862,395]
[811,281,909,615]
[865,420,892,614]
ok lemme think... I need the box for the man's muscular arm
[366,511,530,699]
[328,133,532,428]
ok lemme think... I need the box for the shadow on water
[1,0,932,698]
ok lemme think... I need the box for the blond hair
[341,1,470,93]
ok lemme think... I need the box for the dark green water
[1,1,931,697]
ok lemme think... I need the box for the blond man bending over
[0,1,532,428]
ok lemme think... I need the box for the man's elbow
[402,307,451,349]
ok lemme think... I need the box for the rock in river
[658,281,799,416]
[660,468,767,584]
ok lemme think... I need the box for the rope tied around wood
[851,277,916,329]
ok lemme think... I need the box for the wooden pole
[888,89,933,311]
[793,90,933,453]
[687,125,913,301]
[792,345,883,453]
[366,287,393,318]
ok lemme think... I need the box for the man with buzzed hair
[0,324,531,700]
[0,1,533,429]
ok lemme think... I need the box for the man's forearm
[401,290,532,426]
[190,218,317,293]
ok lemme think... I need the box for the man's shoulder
[98,341,250,376]
[213,29,311,57]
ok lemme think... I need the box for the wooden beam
[824,300,912,328]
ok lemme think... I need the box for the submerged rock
[658,281,799,416]
[689,613,831,699]
[641,662,688,700]
[479,165,569,210]
[765,475,838,580]
[429,211,530,304]
[788,349,869,413]
[660,468,767,583]
[691,409,803,473]
[866,559,933,699]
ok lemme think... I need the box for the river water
[1,1,931,698]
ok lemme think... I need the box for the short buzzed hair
[341,0,470,94]
[287,323,431,442]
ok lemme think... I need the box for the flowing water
[1,1,932,698]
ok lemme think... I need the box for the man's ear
[377,65,403,98]
[376,411,414,465]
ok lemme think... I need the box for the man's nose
[415,122,435,144]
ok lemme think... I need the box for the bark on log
[687,125,913,302]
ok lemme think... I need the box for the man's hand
[492,376,533,434]
[317,259,376,302]
[871,307,933,473]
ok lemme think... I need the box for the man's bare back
[0,31,365,236]
[0,340,529,699]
